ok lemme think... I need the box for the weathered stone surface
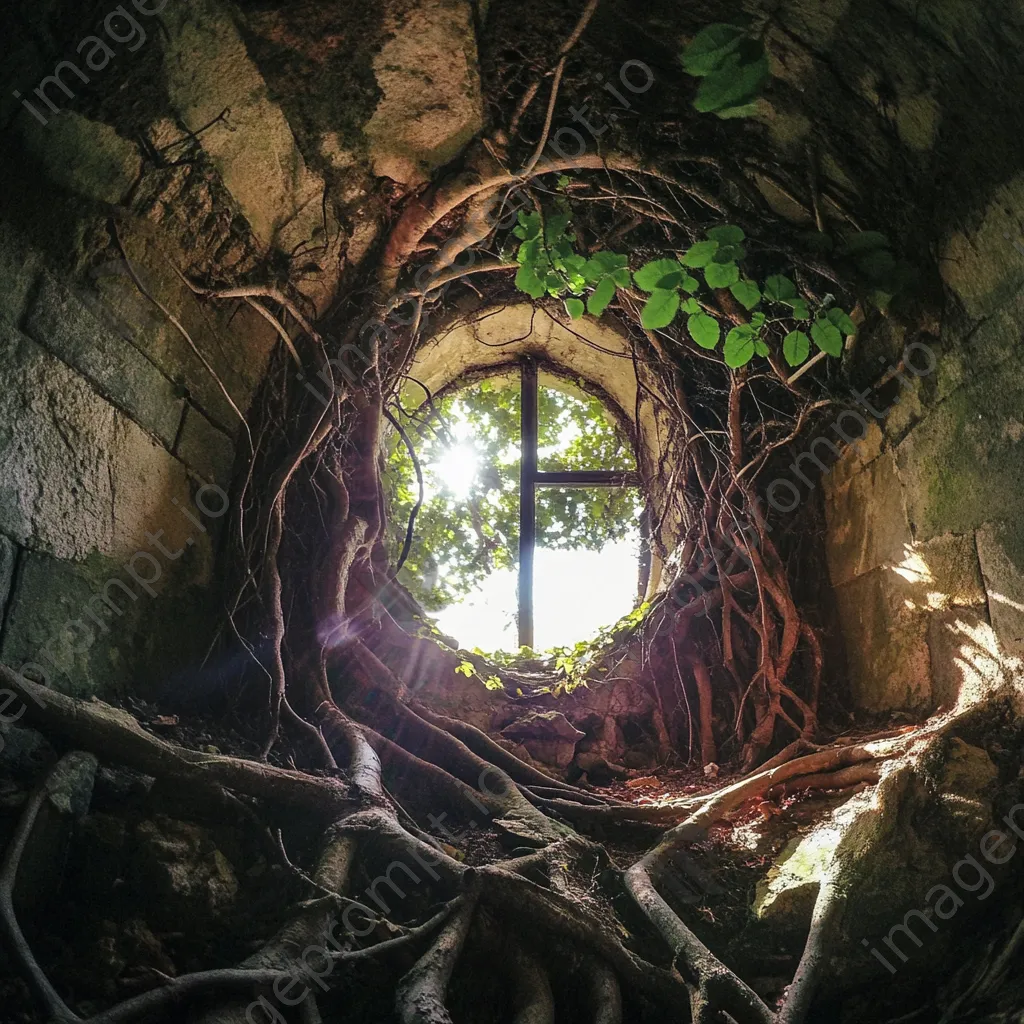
[0,221,43,326]
[976,522,1024,663]
[18,112,141,205]
[0,534,16,619]
[918,533,987,608]
[502,711,584,769]
[824,420,884,491]
[364,0,483,186]
[895,359,1024,541]
[939,171,1024,320]
[833,567,932,711]
[928,609,1006,711]
[825,451,913,587]
[753,826,840,930]
[131,816,239,929]
[91,219,277,431]
[0,321,211,566]
[25,273,183,448]
[175,404,235,484]
[163,0,326,255]
[1,542,215,698]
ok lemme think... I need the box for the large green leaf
[681,297,702,315]
[681,240,719,267]
[565,297,584,320]
[704,260,740,289]
[788,298,810,320]
[515,263,545,299]
[688,312,720,349]
[707,224,745,244]
[694,48,770,114]
[730,279,761,309]
[826,307,857,336]
[641,289,681,330]
[811,319,843,356]
[635,258,685,292]
[587,276,616,317]
[783,330,810,366]
[763,274,797,302]
[681,23,746,77]
[723,325,756,368]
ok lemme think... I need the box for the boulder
[501,711,584,769]
[130,815,239,929]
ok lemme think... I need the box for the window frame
[517,360,640,648]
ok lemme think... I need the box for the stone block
[833,567,932,711]
[895,359,1024,540]
[25,273,183,448]
[928,608,1005,711]
[0,321,211,566]
[364,0,484,186]
[162,0,326,252]
[825,451,913,587]
[18,111,141,205]
[174,404,236,484]
[0,221,43,327]
[90,222,276,431]
[976,522,1024,662]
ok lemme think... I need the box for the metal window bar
[517,360,640,649]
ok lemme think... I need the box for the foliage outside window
[385,377,642,613]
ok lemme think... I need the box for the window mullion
[518,361,538,648]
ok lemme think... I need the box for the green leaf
[587,276,616,317]
[679,274,700,293]
[763,274,797,302]
[515,211,542,241]
[730,279,761,309]
[545,212,571,243]
[708,224,746,244]
[811,318,843,356]
[694,48,770,114]
[704,260,740,289]
[681,240,719,267]
[635,258,685,292]
[723,325,756,368]
[838,231,890,256]
[515,263,545,299]
[681,297,702,315]
[688,312,720,349]
[754,339,770,357]
[788,298,811,320]
[583,251,628,283]
[826,307,857,336]
[655,271,685,290]
[611,267,632,288]
[783,330,810,366]
[565,297,584,320]
[545,271,566,296]
[713,243,746,262]
[681,23,746,77]
[641,289,681,330]
[750,311,766,329]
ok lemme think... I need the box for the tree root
[395,891,479,1024]
[0,668,351,819]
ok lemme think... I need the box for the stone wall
[822,192,1024,712]
[0,0,484,698]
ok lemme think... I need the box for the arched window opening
[385,360,646,653]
